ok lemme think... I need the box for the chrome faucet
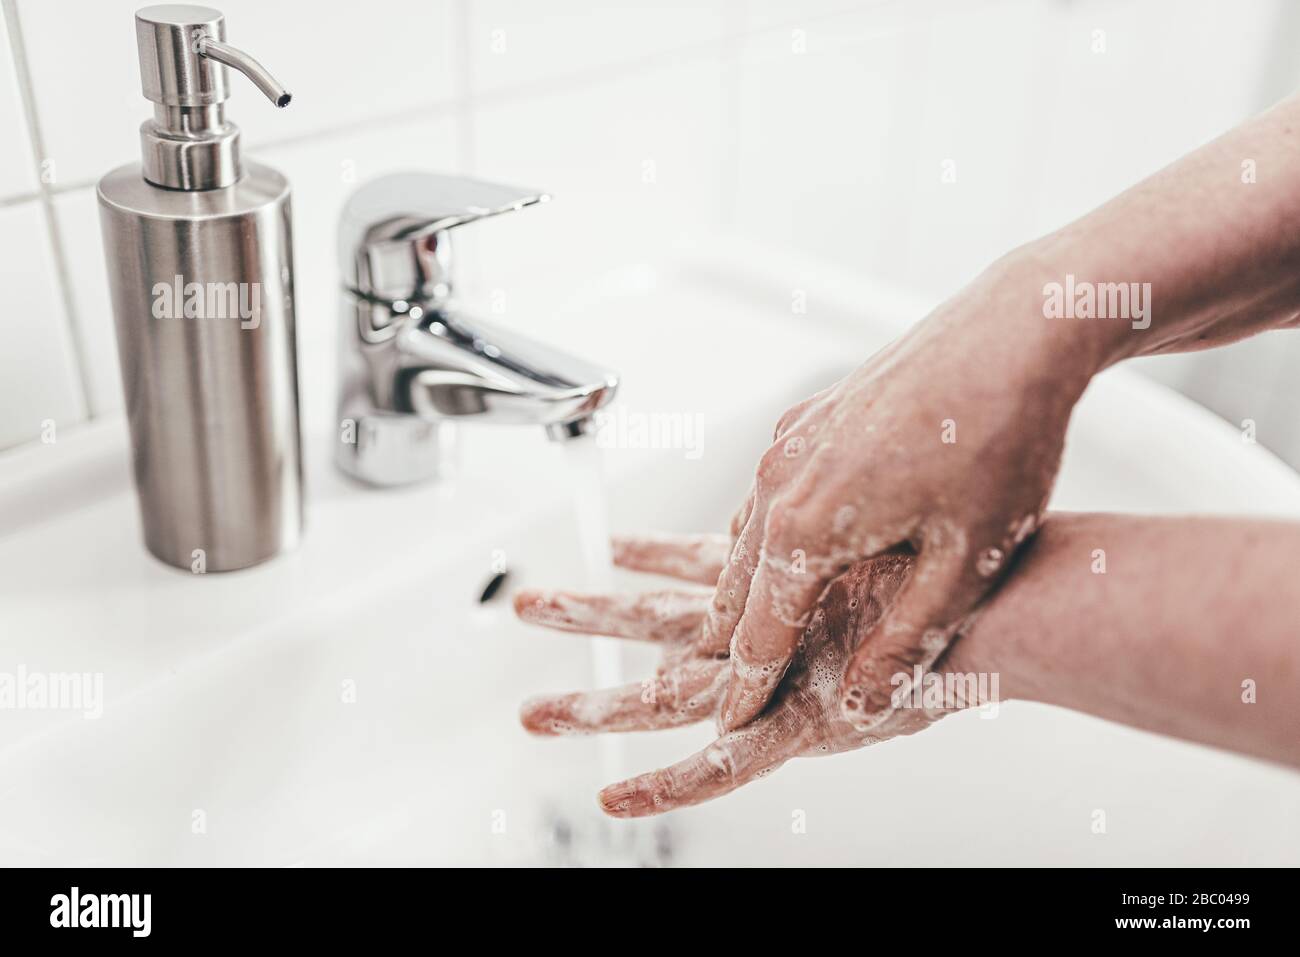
[335,172,619,486]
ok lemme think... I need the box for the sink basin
[3,240,1299,865]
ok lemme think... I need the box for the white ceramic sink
[3,242,1300,865]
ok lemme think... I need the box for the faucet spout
[397,308,618,435]
[336,295,619,485]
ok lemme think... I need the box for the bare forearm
[952,513,1300,767]
[994,95,1300,377]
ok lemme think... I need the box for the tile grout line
[1,0,96,421]
[454,0,476,175]
[17,90,469,203]
[249,95,464,154]
[17,0,906,193]
[418,0,917,121]
[0,188,39,208]
[451,0,480,288]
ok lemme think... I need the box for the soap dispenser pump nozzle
[134,4,291,189]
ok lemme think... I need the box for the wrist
[939,611,1018,707]
[927,245,1100,414]
[994,235,1152,375]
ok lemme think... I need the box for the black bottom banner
[0,866,1286,944]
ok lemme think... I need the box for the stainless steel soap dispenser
[97,5,301,573]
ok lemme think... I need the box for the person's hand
[704,280,1092,733]
[516,533,981,817]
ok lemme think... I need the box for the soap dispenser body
[97,160,302,572]
[99,4,302,572]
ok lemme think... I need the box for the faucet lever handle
[339,172,550,303]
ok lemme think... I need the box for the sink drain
[479,570,509,604]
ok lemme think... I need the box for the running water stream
[560,434,625,784]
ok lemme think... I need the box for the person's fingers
[513,588,708,643]
[610,533,731,586]
[696,508,766,656]
[714,458,885,731]
[729,485,755,540]
[716,520,837,731]
[700,437,814,657]
[771,383,835,440]
[520,659,725,735]
[840,531,985,730]
[719,498,924,731]
[597,713,801,818]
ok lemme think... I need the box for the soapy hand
[516,533,977,817]
[705,291,1087,734]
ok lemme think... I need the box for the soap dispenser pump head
[134,4,290,190]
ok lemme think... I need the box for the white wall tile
[462,58,729,319]
[16,0,459,189]
[0,201,83,449]
[882,0,1054,292]
[49,188,119,415]
[0,7,38,198]
[730,0,1050,301]
[1030,0,1283,235]
[738,0,912,34]
[468,0,728,93]
[728,0,1286,300]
